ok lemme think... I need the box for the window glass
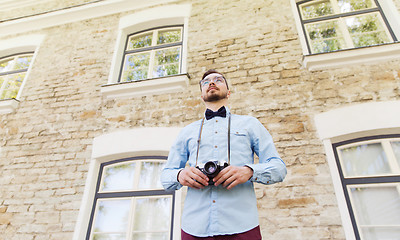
[153,46,181,78]
[305,19,345,53]
[127,32,153,51]
[120,27,183,82]
[349,185,400,239]
[337,0,375,13]
[138,162,165,189]
[301,0,333,20]
[101,162,136,192]
[92,199,130,236]
[339,143,391,177]
[391,141,400,166]
[346,13,391,47]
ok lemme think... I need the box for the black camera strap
[195,113,231,166]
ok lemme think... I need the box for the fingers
[178,167,209,189]
[214,166,253,190]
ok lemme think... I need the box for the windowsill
[100,73,189,99]
[0,98,19,114]
[303,42,400,71]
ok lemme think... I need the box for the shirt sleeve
[160,128,189,191]
[245,118,287,185]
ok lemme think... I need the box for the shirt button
[216,120,218,123]
[215,131,218,134]
[213,200,216,203]
[214,145,218,148]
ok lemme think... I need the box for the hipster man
[161,69,287,239]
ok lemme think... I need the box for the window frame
[86,156,175,240]
[290,0,400,70]
[332,134,400,240]
[118,25,184,83]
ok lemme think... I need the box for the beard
[202,88,228,102]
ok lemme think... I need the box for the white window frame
[290,0,400,70]
[314,100,400,240]
[0,34,44,114]
[101,4,191,99]
[73,127,183,240]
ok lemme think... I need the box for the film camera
[197,160,229,185]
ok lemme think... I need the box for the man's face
[200,73,230,102]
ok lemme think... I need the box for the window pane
[340,143,391,177]
[132,232,169,240]
[133,197,171,232]
[361,227,400,240]
[391,141,400,166]
[121,52,150,82]
[305,20,345,53]
[101,162,136,192]
[92,233,126,240]
[153,47,180,78]
[93,199,130,233]
[157,28,182,45]
[337,0,375,13]
[127,32,153,50]
[138,161,165,189]
[300,0,333,20]
[14,56,32,70]
[345,13,391,47]
[0,73,25,99]
[349,185,400,239]
[0,58,14,73]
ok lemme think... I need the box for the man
[161,69,287,239]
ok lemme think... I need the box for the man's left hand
[213,166,253,190]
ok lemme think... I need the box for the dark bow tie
[205,107,226,120]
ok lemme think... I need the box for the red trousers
[181,226,262,240]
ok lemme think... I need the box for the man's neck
[204,100,228,112]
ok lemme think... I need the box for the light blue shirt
[161,108,287,237]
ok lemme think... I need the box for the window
[297,0,396,54]
[291,0,400,70]
[0,52,33,100]
[120,26,183,82]
[86,156,175,240]
[101,4,191,99]
[333,135,400,240]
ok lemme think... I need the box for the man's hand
[213,166,253,190]
[178,167,209,189]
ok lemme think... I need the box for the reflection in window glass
[301,0,333,20]
[349,185,400,239]
[93,199,130,233]
[121,27,182,82]
[337,0,375,13]
[306,20,345,53]
[133,197,171,232]
[340,143,391,177]
[101,162,136,192]
[139,162,165,189]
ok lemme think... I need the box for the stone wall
[0,0,399,239]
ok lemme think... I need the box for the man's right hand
[178,167,209,189]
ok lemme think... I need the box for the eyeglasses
[199,76,225,87]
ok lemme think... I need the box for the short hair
[199,69,229,90]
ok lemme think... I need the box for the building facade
[0,0,399,239]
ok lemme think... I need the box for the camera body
[196,160,229,185]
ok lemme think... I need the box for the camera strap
[195,113,231,166]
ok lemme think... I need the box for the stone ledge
[0,98,20,114]
[100,73,190,99]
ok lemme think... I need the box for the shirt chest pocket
[231,129,247,137]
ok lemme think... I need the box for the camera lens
[204,161,217,175]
